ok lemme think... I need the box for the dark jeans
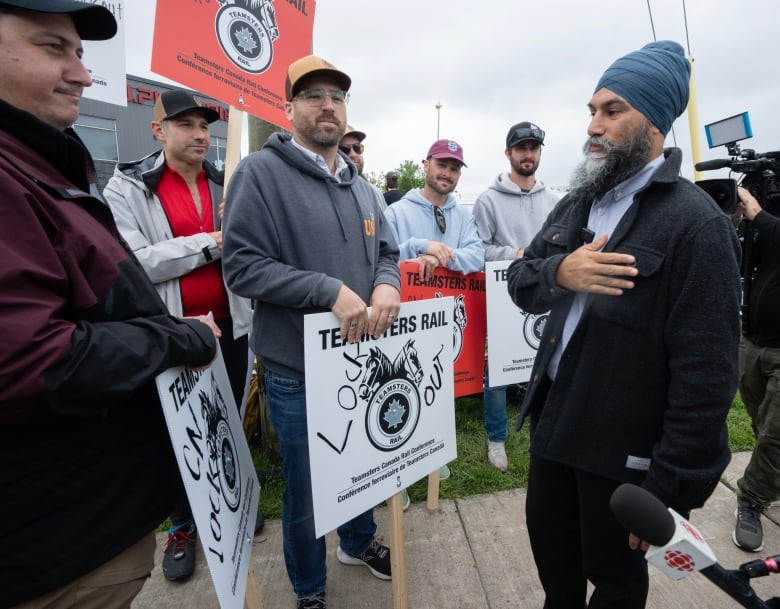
[526,454,648,609]
[737,335,780,507]
[265,368,376,596]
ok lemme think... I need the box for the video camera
[695,112,780,215]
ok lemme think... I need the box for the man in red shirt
[104,89,253,583]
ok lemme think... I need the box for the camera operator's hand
[738,186,763,221]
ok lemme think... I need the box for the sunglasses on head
[510,126,545,144]
[339,143,364,155]
[434,206,446,233]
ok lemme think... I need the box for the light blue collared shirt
[547,154,664,379]
[290,137,349,183]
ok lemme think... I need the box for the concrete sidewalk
[132,452,780,608]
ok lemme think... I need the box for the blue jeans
[265,368,377,596]
[483,363,508,443]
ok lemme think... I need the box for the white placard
[156,350,260,609]
[81,2,127,106]
[485,260,547,386]
[304,298,457,538]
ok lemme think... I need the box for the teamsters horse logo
[435,292,467,361]
[200,377,242,512]
[215,0,280,74]
[358,340,424,452]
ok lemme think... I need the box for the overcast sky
[126,0,779,198]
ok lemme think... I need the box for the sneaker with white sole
[337,538,391,580]
[733,497,764,552]
[487,440,508,472]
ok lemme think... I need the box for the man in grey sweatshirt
[472,122,559,471]
[222,55,400,609]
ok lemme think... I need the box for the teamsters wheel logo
[215,0,280,74]
[365,378,421,452]
[215,419,241,510]
[359,341,424,452]
[523,312,548,350]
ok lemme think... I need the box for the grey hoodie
[222,133,400,380]
[472,172,560,261]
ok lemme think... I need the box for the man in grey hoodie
[222,55,400,609]
[472,122,559,471]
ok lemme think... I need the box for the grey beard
[569,123,653,201]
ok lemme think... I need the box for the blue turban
[594,40,690,135]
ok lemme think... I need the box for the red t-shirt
[157,166,229,319]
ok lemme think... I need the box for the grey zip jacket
[103,150,250,338]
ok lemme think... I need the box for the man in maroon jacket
[0,2,219,608]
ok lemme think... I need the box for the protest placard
[156,351,260,609]
[81,1,126,105]
[151,0,315,127]
[485,260,547,385]
[304,299,456,538]
[399,262,486,396]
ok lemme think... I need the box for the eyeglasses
[509,126,545,144]
[434,206,446,233]
[292,88,350,105]
[339,143,364,155]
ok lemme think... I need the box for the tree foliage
[396,159,425,194]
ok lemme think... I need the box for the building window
[208,136,227,171]
[73,115,119,161]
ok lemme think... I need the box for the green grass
[249,388,753,519]
[727,393,756,452]
[157,390,753,531]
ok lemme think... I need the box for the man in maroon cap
[385,138,483,281]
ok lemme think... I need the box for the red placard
[151,0,316,128]
[399,262,486,397]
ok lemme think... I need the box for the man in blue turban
[506,42,742,608]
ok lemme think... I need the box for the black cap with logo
[506,122,546,148]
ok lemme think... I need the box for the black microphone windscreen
[609,484,676,546]
[695,159,731,171]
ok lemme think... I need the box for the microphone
[695,158,732,171]
[610,483,716,580]
[611,484,775,608]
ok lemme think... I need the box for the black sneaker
[336,538,391,580]
[162,522,197,581]
[733,497,764,552]
[296,591,326,609]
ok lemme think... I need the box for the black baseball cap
[153,90,220,124]
[506,122,545,148]
[0,0,117,40]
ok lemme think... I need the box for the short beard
[511,158,539,178]
[569,121,653,201]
